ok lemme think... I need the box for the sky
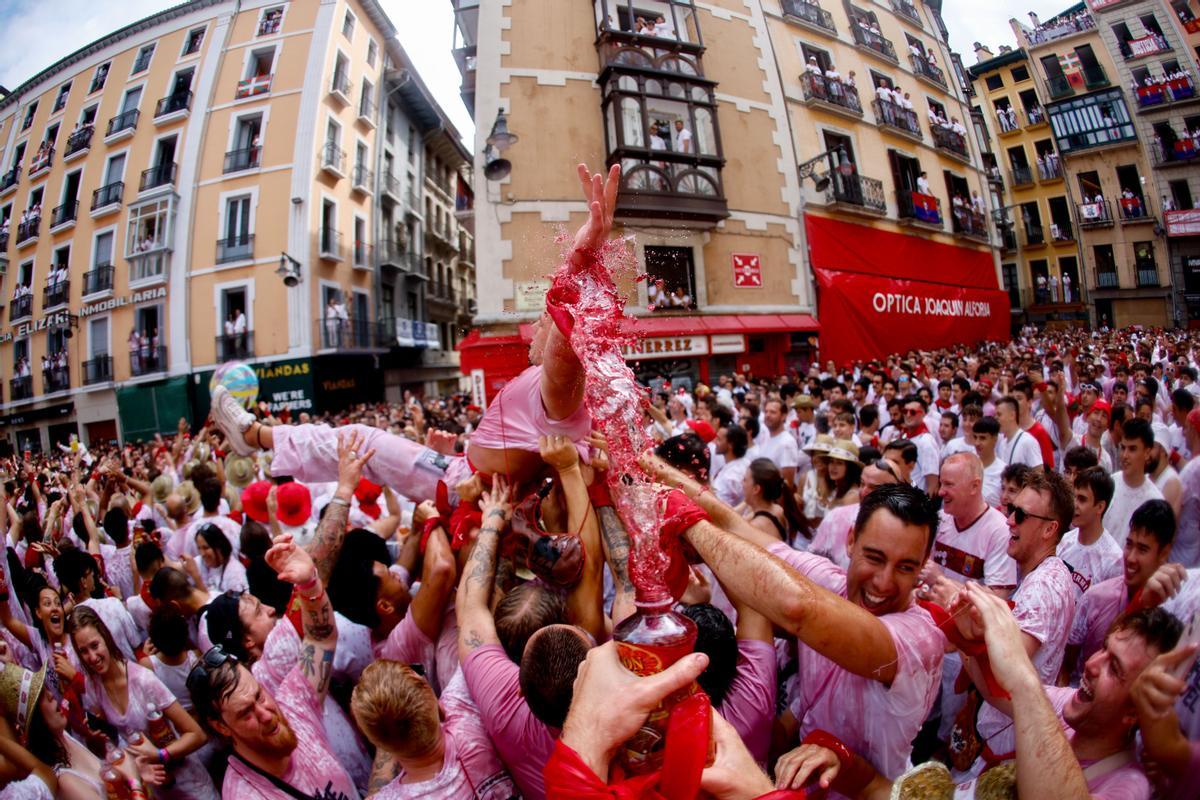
[0,0,473,143]
[0,0,1077,138]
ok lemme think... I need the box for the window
[259,6,284,36]
[182,27,205,56]
[1021,201,1043,242]
[170,68,195,98]
[354,217,367,265]
[90,63,110,93]
[408,126,417,163]
[228,114,263,172]
[132,44,155,75]
[342,10,356,39]
[644,246,696,311]
[1047,89,1136,153]
[52,84,71,114]
[120,87,143,115]
[985,74,1003,91]
[1011,64,1030,83]
[1170,178,1194,209]
[88,317,109,359]
[360,79,374,118]
[80,105,98,127]
[93,231,114,267]
[332,53,350,94]
[44,123,60,148]
[239,48,276,98]
[126,196,175,257]
[367,39,378,68]
[21,103,37,131]
[220,195,253,262]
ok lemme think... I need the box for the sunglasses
[904,408,923,416]
[1005,503,1056,525]
[186,646,238,693]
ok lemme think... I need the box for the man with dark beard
[188,531,355,799]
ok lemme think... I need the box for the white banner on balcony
[395,317,416,347]
[423,322,441,350]
[1080,202,1104,220]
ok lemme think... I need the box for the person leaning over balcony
[825,61,843,98]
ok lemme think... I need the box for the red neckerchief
[935,398,952,410]
[906,421,930,438]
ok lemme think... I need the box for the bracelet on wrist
[296,575,319,594]
[159,747,170,764]
[329,496,351,508]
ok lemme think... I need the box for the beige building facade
[453,0,1006,388]
[0,0,416,450]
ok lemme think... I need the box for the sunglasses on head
[1005,503,1056,525]
[186,646,238,693]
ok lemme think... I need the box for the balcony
[318,228,345,260]
[129,251,167,285]
[10,293,32,321]
[82,264,114,297]
[358,97,376,127]
[897,190,943,228]
[49,201,78,232]
[1050,220,1074,243]
[0,229,7,251]
[316,317,380,350]
[43,280,69,309]
[1153,139,1200,168]
[1135,77,1198,112]
[872,98,921,140]
[43,366,69,394]
[824,169,887,216]
[951,206,989,242]
[986,166,1003,187]
[1010,164,1034,188]
[1026,106,1048,126]
[29,147,54,178]
[320,142,346,177]
[224,146,261,173]
[611,153,729,224]
[1021,13,1095,47]
[216,233,254,264]
[0,166,19,195]
[64,126,94,160]
[594,17,706,81]
[931,125,969,160]
[781,0,836,36]
[999,225,1017,252]
[1047,74,1074,99]
[352,164,373,193]
[16,216,40,246]
[909,54,947,89]
[329,71,353,106]
[1023,224,1046,247]
[154,91,192,122]
[1122,35,1171,61]
[377,240,425,276]
[1037,158,1063,181]
[1083,65,1108,90]
[1118,195,1152,223]
[1136,265,1159,287]
[216,331,254,362]
[140,163,177,192]
[235,74,272,100]
[799,72,862,118]
[91,181,124,213]
[10,376,32,402]
[130,345,167,377]
[82,355,113,386]
[1078,200,1113,228]
[850,23,898,63]
[352,239,372,269]
[105,109,139,141]
[1095,269,1119,289]
[382,173,401,204]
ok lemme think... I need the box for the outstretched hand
[266,532,317,586]
[479,475,513,531]
[336,430,376,493]
[568,163,620,271]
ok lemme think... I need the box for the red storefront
[458,313,819,403]
[805,215,1010,366]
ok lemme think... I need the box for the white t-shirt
[1174,458,1200,567]
[1103,473,1164,546]
[1055,527,1123,598]
[674,126,693,153]
[909,430,940,491]
[931,507,1017,588]
[981,457,1006,508]
[712,455,750,508]
[755,429,800,472]
[998,429,1044,469]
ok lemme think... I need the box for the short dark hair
[53,548,99,598]
[742,415,760,439]
[654,434,711,483]
[1074,467,1114,512]
[1063,445,1099,472]
[883,439,917,466]
[1001,462,1033,488]
[858,404,879,428]
[1122,417,1155,448]
[903,394,928,411]
[1024,469,1074,539]
[135,541,164,575]
[188,651,243,736]
[973,416,1000,437]
[519,626,589,728]
[198,478,224,513]
[328,529,391,629]
[854,483,938,557]
[494,583,566,664]
[149,566,193,604]
[681,603,738,707]
[941,411,959,428]
[149,605,192,658]
[1108,607,1182,658]
[722,424,749,459]
[995,396,1019,416]
[1172,388,1196,413]
[1129,499,1176,549]
[101,508,130,547]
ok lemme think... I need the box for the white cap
[1151,421,1170,449]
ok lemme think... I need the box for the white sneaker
[211,385,256,456]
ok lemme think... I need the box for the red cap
[1090,398,1112,418]
[685,419,717,444]
[466,404,482,413]
[275,482,312,527]
[354,478,382,503]
[240,480,272,523]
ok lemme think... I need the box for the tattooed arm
[455,477,513,662]
[266,533,338,700]
[366,750,399,797]
[307,431,376,585]
[597,505,636,626]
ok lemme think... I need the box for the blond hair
[350,660,440,758]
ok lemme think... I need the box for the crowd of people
[2,165,1200,800]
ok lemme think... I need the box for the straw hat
[224,455,256,489]
[0,662,48,745]
[827,439,861,463]
[181,460,200,481]
[803,433,835,456]
[258,451,274,479]
[176,480,201,515]
[193,442,212,464]
[151,474,175,504]
[792,394,815,410]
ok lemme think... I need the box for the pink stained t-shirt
[1067,575,1128,678]
[767,542,944,785]
[223,662,359,800]
[931,507,1017,589]
[1044,686,1151,799]
[468,365,592,459]
[461,643,556,800]
[809,503,857,569]
[378,600,461,696]
[717,639,777,766]
[977,555,1075,755]
[374,670,519,799]
[1056,527,1124,598]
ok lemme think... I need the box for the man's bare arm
[455,479,511,662]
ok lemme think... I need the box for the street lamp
[798,146,851,193]
[484,110,518,182]
[277,252,301,287]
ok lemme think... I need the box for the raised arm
[0,568,34,649]
[305,430,376,585]
[265,534,337,700]
[70,485,101,557]
[409,517,456,642]
[455,478,512,662]
[542,436,606,641]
